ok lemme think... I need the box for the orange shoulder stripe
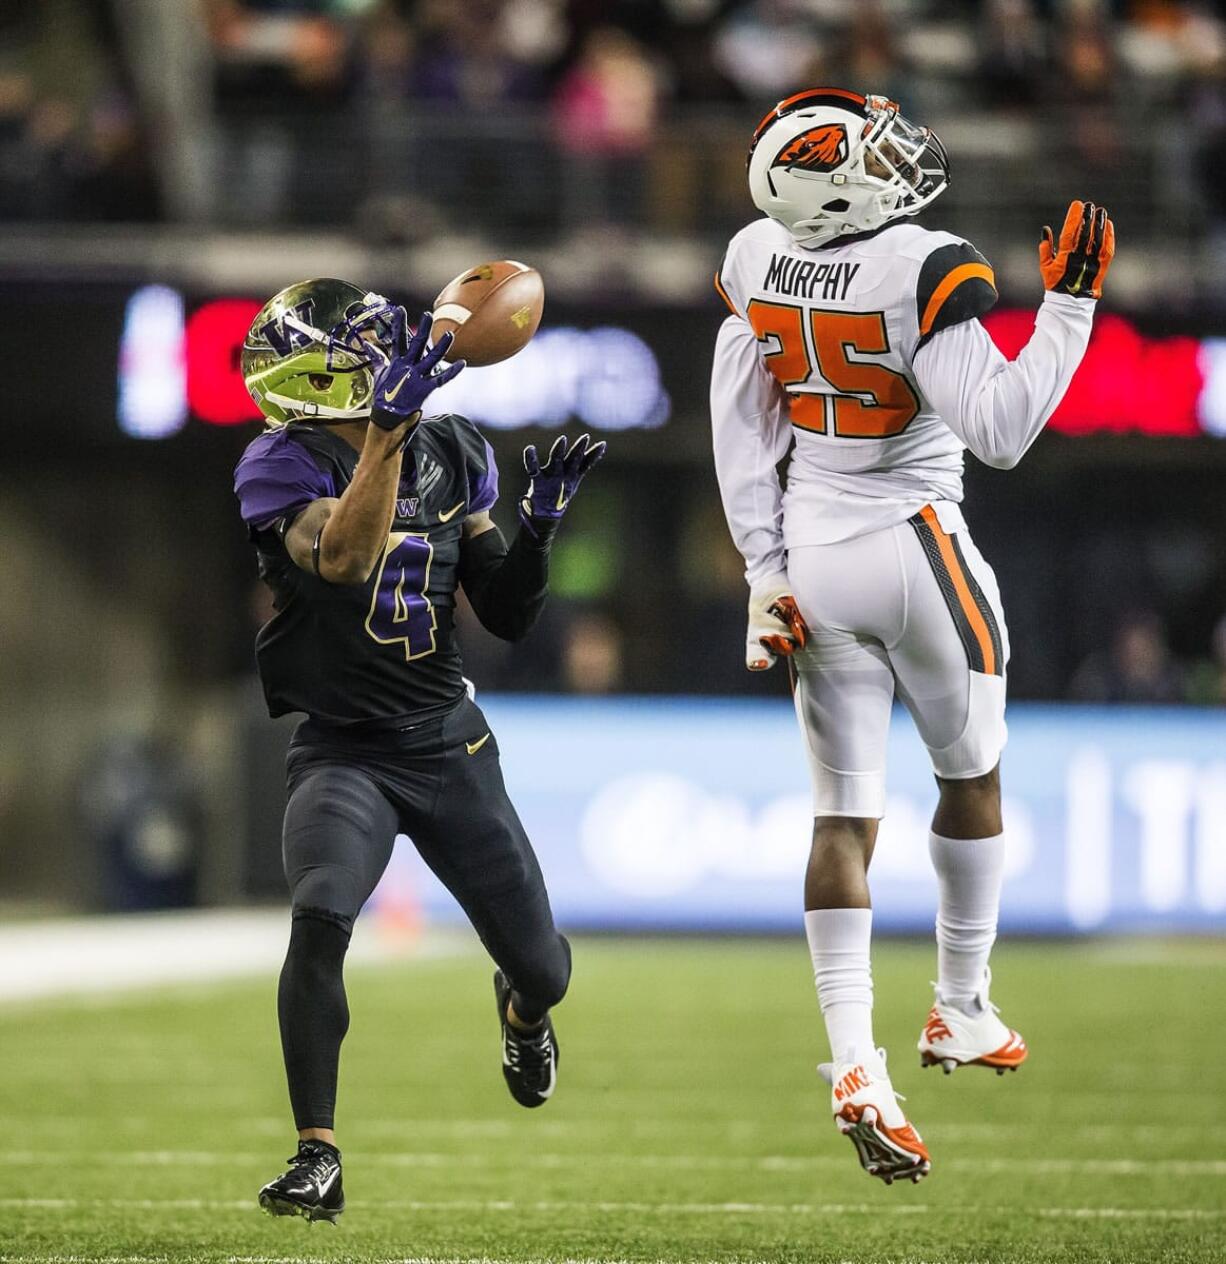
[919,262,995,336]
[714,270,738,317]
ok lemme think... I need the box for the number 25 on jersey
[747,300,919,438]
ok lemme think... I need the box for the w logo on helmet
[260,300,316,357]
[773,123,848,172]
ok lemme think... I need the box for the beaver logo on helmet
[773,123,848,173]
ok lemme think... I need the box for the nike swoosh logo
[466,733,491,755]
[383,372,412,403]
[316,1167,339,1196]
[438,500,465,522]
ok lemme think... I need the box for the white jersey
[712,216,1096,577]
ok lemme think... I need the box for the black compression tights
[278,911,351,1131]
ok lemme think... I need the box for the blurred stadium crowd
[3,0,1225,240]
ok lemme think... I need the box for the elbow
[980,448,1022,471]
[484,613,536,643]
[473,599,541,643]
[971,438,1024,470]
[308,519,380,584]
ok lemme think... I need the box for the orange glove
[1039,200,1114,299]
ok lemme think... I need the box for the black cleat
[258,1139,344,1223]
[494,969,559,1108]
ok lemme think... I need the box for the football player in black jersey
[233,279,604,1223]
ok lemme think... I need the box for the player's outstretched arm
[710,315,808,670]
[914,201,1114,471]
[459,434,606,642]
[284,423,414,583]
[284,313,464,584]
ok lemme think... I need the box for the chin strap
[260,390,373,421]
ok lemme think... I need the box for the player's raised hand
[746,574,809,671]
[370,311,465,431]
[1039,200,1114,300]
[518,434,607,538]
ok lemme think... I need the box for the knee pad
[927,674,1007,781]
[809,761,887,820]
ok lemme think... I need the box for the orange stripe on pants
[918,505,997,677]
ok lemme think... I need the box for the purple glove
[518,433,607,538]
[369,311,464,431]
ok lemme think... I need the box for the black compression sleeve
[278,913,351,1130]
[459,522,556,642]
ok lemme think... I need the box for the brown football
[431,259,544,367]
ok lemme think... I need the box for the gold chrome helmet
[241,278,407,425]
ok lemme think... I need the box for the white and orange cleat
[818,1051,931,1185]
[918,973,1028,1076]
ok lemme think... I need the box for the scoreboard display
[119,284,1226,442]
[5,282,1225,447]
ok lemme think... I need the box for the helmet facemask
[748,90,950,249]
[854,103,949,214]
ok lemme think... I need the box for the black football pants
[277,696,571,1130]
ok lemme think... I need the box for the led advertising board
[366,699,1226,935]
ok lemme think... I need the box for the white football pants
[787,503,1009,819]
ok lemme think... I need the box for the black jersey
[234,415,499,726]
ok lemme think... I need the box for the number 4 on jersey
[747,300,920,438]
[365,532,437,660]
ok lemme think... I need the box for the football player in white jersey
[711,88,1114,1184]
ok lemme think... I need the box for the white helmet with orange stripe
[747,88,950,249]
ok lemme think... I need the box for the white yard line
[9,1150,1226,1176]
[949,1157,1226,1175]
[0,1197,1220,1221]
[1036,1207,1224,1220]
[0,1197,917,1214]
[10,1116,1214,1145]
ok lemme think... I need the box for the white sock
[928,831,1006,1012]
[804,908,881,1071]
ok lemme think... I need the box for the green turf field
[3,935,1224,1264]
